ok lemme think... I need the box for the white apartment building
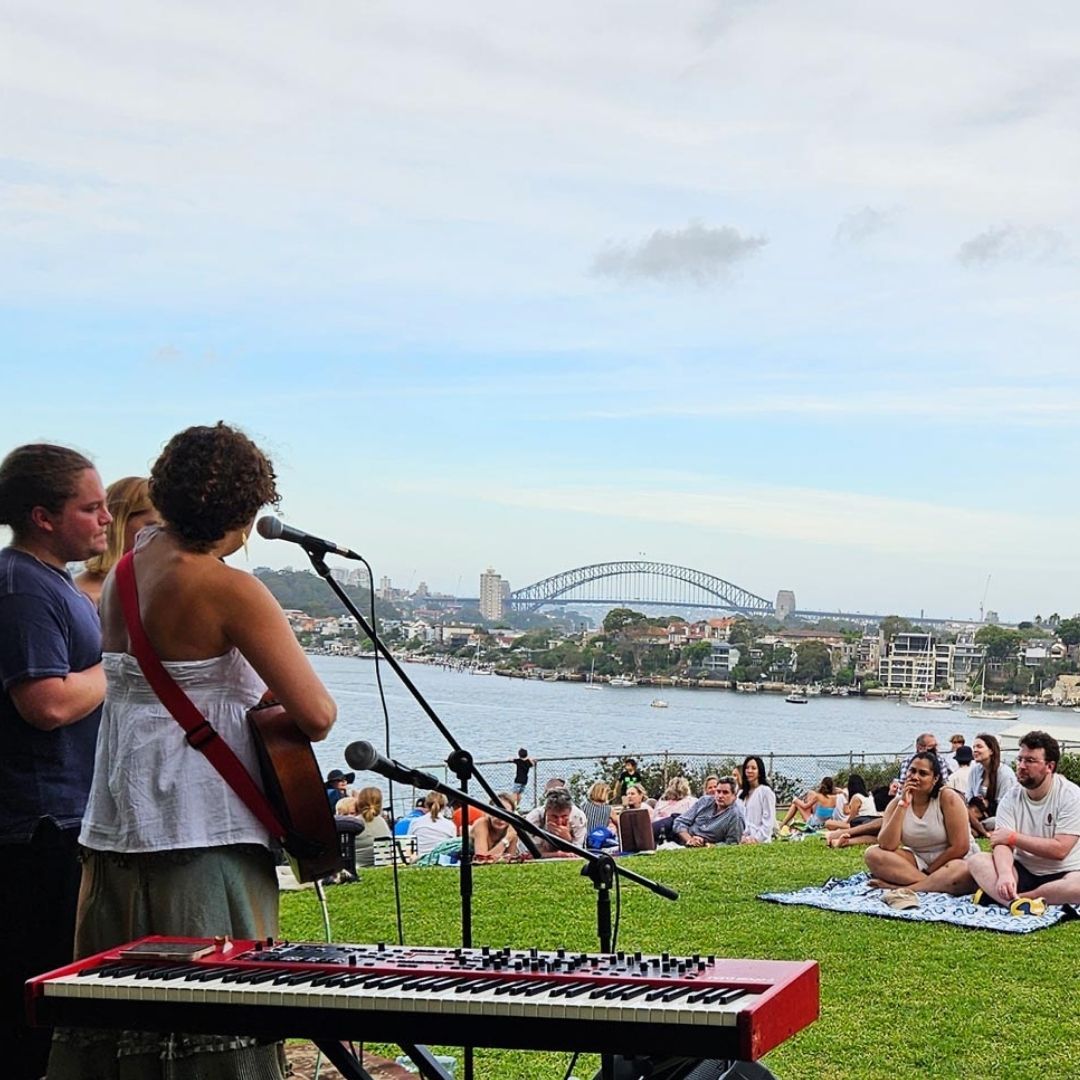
[878,632,952,693]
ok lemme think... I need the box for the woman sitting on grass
[583,780,616,833]
[471,794,520,860]
[779,776,840,832]
[824,774,875,831]
[967,732,1017,838]
[654,776,695,821]
[738,755,777,844]
[864,751,976,894]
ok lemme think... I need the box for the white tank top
[79,648,272,853]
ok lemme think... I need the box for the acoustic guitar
[248,698,344,883]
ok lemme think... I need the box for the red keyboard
[27,937,818,1062]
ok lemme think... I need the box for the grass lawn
[280,841,1079,1079]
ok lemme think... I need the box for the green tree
[683,641,713,669]
[1056,617,1080,647]
[879,615,912,643]
[975,625,1023,659]
[603,607,647,634]
[794,640,833,682]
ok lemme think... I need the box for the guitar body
[247,700,344,883]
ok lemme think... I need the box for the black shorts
[1015,862,1070,894]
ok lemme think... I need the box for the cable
[611,862,622,953]
[360,555,406,946]
[562,1051,580,1080]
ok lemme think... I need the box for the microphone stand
[367,760,679,1080]
[299,547,542,1080]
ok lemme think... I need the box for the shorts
[1015,862,1070,894]
[911,846,946,873]
[511,782,527,795]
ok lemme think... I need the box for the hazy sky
[3,2,1079,622]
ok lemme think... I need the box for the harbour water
[309,654,1047,776]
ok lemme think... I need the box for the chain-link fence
[405,749,904,810]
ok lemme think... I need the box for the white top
[739,784,777,843]
[843,792,880,820]
[407,813,457,857]
[997,773,1080,875]
[80,649,272,853]
[966,761,1018,806]
[946,764,971,795]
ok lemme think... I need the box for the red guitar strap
[114,551,287,842]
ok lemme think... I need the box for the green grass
[280,843,1079,1079]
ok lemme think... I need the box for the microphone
[345,740,440,789]
[255,516,362,561]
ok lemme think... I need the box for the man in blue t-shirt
[0,443,111,1080]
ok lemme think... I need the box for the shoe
[972,888,1005,908]
[1010,897,1047,917]
[779,825,791,837]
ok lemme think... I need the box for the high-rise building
[479,567,504,621]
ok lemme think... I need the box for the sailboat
[907,634,953,709]
[967,662,1019,722]
[584,658,602,690]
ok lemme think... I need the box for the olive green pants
[48,845,284,1080]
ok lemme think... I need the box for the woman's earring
[242,530,249,560]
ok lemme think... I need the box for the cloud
[957,225,1068,267]
[834,205,898,246]
[590,220,767,286]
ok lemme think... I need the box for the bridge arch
[509,560,773,616]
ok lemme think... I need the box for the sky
[3,2,1080,623]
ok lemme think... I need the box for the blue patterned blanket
[759,872,1077,933]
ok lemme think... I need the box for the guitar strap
[114,551,287,842]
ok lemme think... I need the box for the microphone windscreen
[344,740,379,772]
[256,515,283,540]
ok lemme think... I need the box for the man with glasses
[967,731,1080,907]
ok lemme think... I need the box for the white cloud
[957,224,1069,266]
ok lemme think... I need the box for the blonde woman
[470,794,520,859]
[584,780,616,833]
[654,777,695,820]
[74,477,161,605]
[407,791,455,857]
[343,787,392,868]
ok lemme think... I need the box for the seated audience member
[584,781,616,834]
[654,777,695,821]
[702,774,720,796]
[825,774,874,831]
[826,785,889,847]
[325,768,355,811]
[890,732,953,794]
[779,776,840,831]
[395,797,427,835]
[946,734,966,771]
[525,787,588,857]
[672,778,744,847]
[407,792,456,857]
[471,794,520,860]
[352,787,392,868]
[946,745,973,796]
[738,755,777,844]
[967,731,1080,906]
[450,794,485,833]
[864,751,976,894]
[967,732,1017,838]
[622,783,653,817]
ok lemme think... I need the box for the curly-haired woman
[49,423,336,1080]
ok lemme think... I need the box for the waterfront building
[703,641,741,676]
[877,631,952,694]
[949,629,985,693]
[479,566,505,620]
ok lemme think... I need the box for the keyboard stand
[315,1039,453,1080]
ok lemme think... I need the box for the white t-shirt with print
[996,773,1080,876]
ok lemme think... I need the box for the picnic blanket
[759,872,1077,933]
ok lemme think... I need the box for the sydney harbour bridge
[433,559,950,625]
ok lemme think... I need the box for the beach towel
[759,872,1077,933]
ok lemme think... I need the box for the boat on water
[584,658,602,690]
[908,697,954,710]
[650,698,669,709]
[785,693,809,705]
[609,675,637,688]
[967,663,1018,722]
